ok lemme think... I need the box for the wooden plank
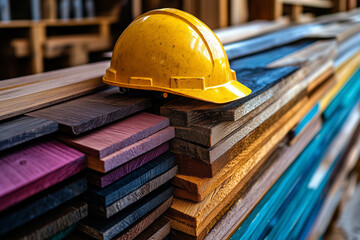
[173,114,322,240]
[0,175,87,235]
[115,197,173,240]
[4,200,88,240]
[0,139,86,211]
[0,115,58,151]
[0,61,108,120]
[28,88,152,135]
[87,127,175,173]
[135,217,170,240]
[90,166,177,219]
[173,57,332,148]
[168,77,333,236]
[79,185,172,240]
[88,143,169,188]
[58,112,168,158]
[214,19,289,45]
[87,152,176,207]
[282,0,333,8]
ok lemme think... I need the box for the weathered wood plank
[57,112,168,158]
[87,127,175,173]
[0,139,86,211]
[171,115,321,240]
[89,166,177,218]
[115,197,173,240]
[0,175,87,235]
[79,185,172,240]
[28,88,152,135]
[135,217,170,240]
[3,200,88,240]
[0,115,58,151]
[87,143,169,188]
[86,152,176,207]
[0,61,108,120]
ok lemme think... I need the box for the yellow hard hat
[103,8,251,104]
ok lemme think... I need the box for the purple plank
[87,127,175,173]
[0,139,86,211]
[87,143,169,188]
[58,112,169,158]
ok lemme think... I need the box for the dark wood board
[79,185,172,240]
[87,127,175,173]
[161,40,335,127]
[58,112,169,158]
[89,166,177,219]
[134,217,170,240]
[0,61,108,120]
[3,200,88,240]
[87,143,169,188]
[86,152,176,207]
[114,197,173,240]
[173,74,335,178]
[27,87,151,135]
[0,175,87,235]
[0,115,58,151]
[0,139,86,211]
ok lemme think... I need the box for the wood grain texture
[28,88,152,135]
[168,79,332,237]
[171,116,321,240]
[3,200,88,240]
[87,127,175,173]
[87,143,169,188]
[0,61,108,120]
[0,139,86,211]
[87,152,176,207]
[0,116,58,151]
[0,175,87,235]
[58,112,168,158]
[134,217,170,240]
[80,185,172,240]
[115,197,173,240]
[89,166,177,218]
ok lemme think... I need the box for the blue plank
[86,152,176,206]
[294,103,320,136]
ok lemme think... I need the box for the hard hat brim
[103,78,251,104]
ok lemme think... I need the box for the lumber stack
[58,112,176,240]
[162,9,360,240]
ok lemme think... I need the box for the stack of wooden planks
[162,8,360,240]
[59,111,176,240]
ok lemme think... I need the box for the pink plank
[87,143,169,188]
[87,127,175,173]
[58,112,169,158]
[0,139,86,211]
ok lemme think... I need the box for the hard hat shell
[103,8,251,104]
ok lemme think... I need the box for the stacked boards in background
[58,112,176,240]
[163,9,360,240]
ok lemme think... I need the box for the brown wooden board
[171,115,321,240]
[27,88,151,135]
[87,127,175,173]
[89,166,177,218]
[79,185,172,240]
[160,40,335,127]
[167,77,333,237]
[134,217,170,240]
[3,200,88,240]
[57,112,168,158]
[0,115,58,151]
[0,61,108,120]
[174,74,335,178]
